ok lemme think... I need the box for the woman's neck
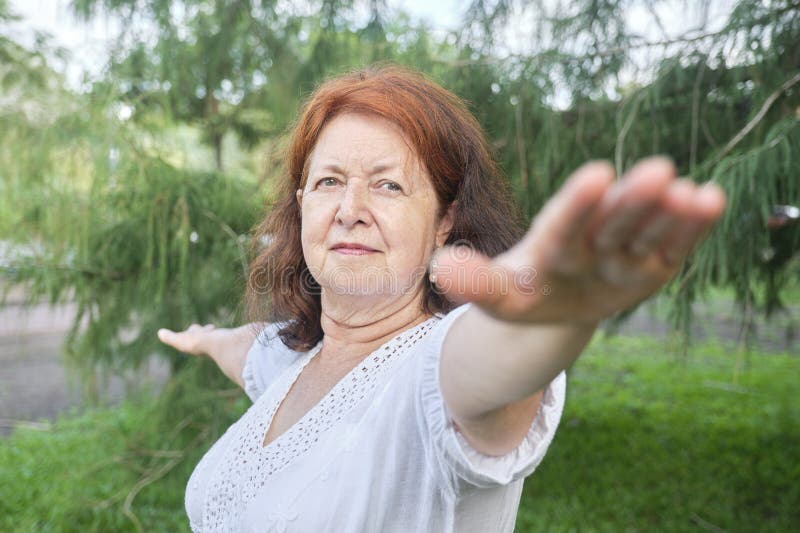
[318,289,431,362]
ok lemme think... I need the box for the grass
[0,399,193,532]
[0,362,248,533]
[1,336,798,532]
[517,336,800,532]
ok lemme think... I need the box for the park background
[1,0,799,530]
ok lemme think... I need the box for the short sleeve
[418,303,567,493]
[241,323,298,402]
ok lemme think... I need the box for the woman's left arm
[434,157,726,456]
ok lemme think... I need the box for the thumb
[430,244,511,308]
[157,328,174,343]
[157,328,197,354]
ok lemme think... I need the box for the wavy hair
[245,65,525,351]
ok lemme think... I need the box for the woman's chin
[313,263,426,300]
[324,280,400,298]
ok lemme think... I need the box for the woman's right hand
[157,323,219,357]
[157,323,262,389]
[158,324,224,356]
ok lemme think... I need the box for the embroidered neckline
[202,315,439,532]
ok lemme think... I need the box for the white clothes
[185,304,566,532]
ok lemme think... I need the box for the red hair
[246,65,524,350]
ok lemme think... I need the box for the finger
[627,179,695,257]
[659,183,726,265]
[157,328,199,354]
[660,220,706,266]
[157,328,180,347]
[628,212,676,257]
[527,160,615,250]
[590,157,675,252]
[692,182,727,221]
[520,161,614,275]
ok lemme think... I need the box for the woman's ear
[436,202,456,248]
[296,189,303,207]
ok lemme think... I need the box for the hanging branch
[202,208,249,279]
[615,91,645,177]
[513,99,530,212]
[710,71,800,168]
[690,60,707,173]
[437,28,728,68]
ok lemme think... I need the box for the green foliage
[1,77,262,378]
[453,0,800,335]
[0,360,248,532]
[2,0,799,381]
[0,1,65,93]
[70,0,311,170]
[1,336,797,530]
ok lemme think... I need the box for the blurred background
[0,0,798,530]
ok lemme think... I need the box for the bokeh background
[1,0,798,530]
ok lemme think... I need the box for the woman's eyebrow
[315,163,346,175]
[368,163,399,176]
[313,162,401,176]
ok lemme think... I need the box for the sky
[6,0,736,97]
[7,0,463,89]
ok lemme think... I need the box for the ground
[0,286,170,436]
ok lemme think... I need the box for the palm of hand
[433,158,727,324]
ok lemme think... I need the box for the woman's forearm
[440,305,597,445]
[205,324,264,389]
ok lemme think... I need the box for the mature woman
[158,65,726,532]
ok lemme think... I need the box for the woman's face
[298,113,453,301]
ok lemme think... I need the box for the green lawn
[517,336,800,532]
[1,335,797,532]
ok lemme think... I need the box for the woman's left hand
[431,157,726,325]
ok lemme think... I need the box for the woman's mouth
[331,243,379,255]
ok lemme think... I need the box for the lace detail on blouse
[201,317,439,532]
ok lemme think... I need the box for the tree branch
[711,71,800,167]
[615,91,645,177]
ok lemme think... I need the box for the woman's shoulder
[432,303,472,331]
[243,322,308,401]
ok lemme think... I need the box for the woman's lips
[331,244,379,255]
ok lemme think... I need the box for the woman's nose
[335,181,373,228]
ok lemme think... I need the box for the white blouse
[185,304,566,532]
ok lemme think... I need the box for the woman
[158,65,726,532]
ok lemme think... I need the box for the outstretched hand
[157,323,218,357]
[157,323,259,388]
[431,157,726,325]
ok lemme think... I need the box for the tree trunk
[205,87,224,172]
[213,133,223,172]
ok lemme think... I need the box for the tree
[3,0,798,380]
[448,0,800,343]
[70,0,311,171]
[2,0,453,378]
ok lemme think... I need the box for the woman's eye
[380,181,402,192]
[317,177,339,187]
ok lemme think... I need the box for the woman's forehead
[307,114,426,178]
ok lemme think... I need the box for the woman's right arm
[157,323,264,388]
